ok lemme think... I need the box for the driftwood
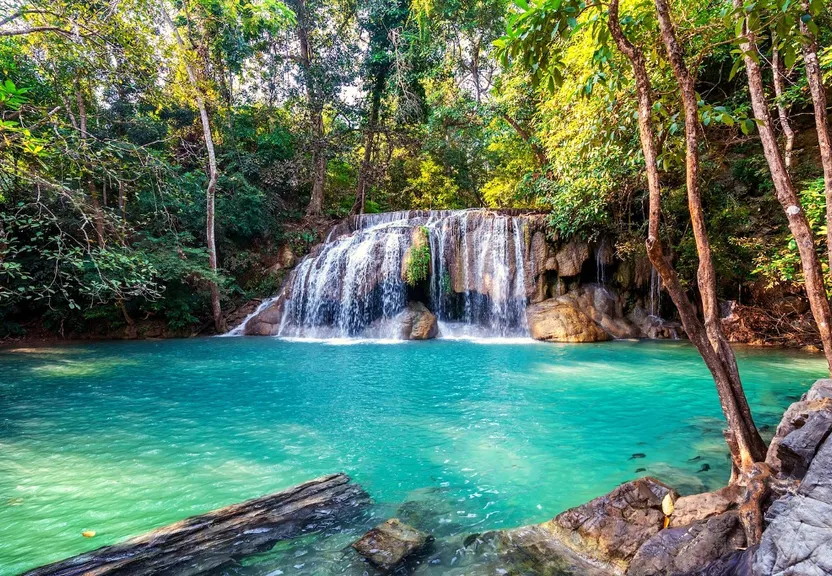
[24,473,370,576]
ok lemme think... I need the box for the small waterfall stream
[234,210,533,340]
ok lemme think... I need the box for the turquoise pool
[0,339,824,574]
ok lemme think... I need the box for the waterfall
[649,266,662,317]
[596,237,607,285]
[234,210,534,340]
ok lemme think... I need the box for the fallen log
[24,473,370,576]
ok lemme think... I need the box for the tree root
[738,462,771,546]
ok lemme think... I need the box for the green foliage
[754,178,829,288]
[1,0,831,337]
[405,226,431,286]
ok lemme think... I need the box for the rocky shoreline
[475,378,832,576]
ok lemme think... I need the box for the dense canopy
[0,0,830,339]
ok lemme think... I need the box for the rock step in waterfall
[232,209,683,341]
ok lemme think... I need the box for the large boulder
[765,379,832,477]
[352,518,432,571]
[526,299,611,343]
[398,301,438,340]
[627,512,747,576]
[752,435,832,576]
[548,477,678,573]
[242,297,285,336]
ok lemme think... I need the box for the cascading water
[649,266,662,317]
[233,210,533,340]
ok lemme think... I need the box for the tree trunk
[800,0,832,283]
[296,0,327,217]
[734,1,832,374]
[501,113,548,168]
[771,41,795,170]
[23,474,369,576]
[653,0,765,464]
[607,0,764,478]
[164,7,225,333]
[352,69,387,215]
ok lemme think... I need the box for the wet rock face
[555,241,590,277]
[398,301,438,340]
[627,512,747,576]
[351,518,432,571]
[765,379,832,477]
[550,477,678,572]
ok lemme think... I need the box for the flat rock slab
[24,473,370,576]
[352,518,432,571]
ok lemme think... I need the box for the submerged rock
[493,524,610,576]
[352,518,433,571]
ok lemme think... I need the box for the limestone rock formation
[398,301,438,340]
[526,299,611,342]
[555,240,590,277]
[526,285,647,342]
[627,512,746,576]
[765,382,832,476]
[352,518,432,571]
[242,297,285,336]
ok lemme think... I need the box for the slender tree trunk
[118,180,126,217]
[164,6,225,333]
[75,83,87,138]
[799,0,832,282]
[76,85,105,249]
[88,182,106,248]
[607,0,764,483]
[771,40,795,170]
[734,1,832,374]
[653,0,765,463]
[501,114,548,167]
[295,0,327,217]
[352,69,387,215]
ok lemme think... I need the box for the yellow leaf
[661,493,674,516]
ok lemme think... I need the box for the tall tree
[500,0,767,491]
[798,0,832,278]
[351,0,408,214]
[732,0,832,373]
[163,4,224,333]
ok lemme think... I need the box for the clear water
[0,339,824,575]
